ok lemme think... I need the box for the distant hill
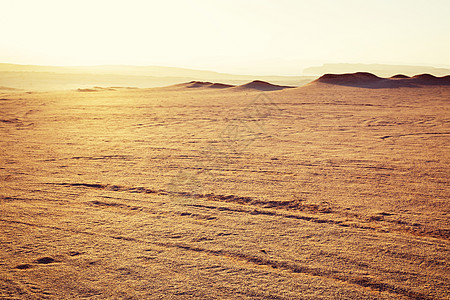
[303,63,450,77]
[309,72,450,88]
[0,63,314,91]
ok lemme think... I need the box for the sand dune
[77,87,117,92]
[184,81,214,88]
[185,81,235,89]
[311,72,450,88]
[168,80,294,91]
[233,80,294,91]
[169,81,235,89]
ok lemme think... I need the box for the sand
[0,82,449,299]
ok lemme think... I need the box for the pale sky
[0,0,449,75]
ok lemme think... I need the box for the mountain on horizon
[0,63,313,90]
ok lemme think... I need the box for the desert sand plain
[0,74,449,299]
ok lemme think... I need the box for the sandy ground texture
[0,83,449,299]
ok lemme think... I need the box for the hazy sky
[1,0,449,75]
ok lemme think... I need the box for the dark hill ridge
[390,74,410,79]
[303,63,450,77]
[317,72,383,85]
[409,74,450,85]
[312,72,450,88]
[209,83,235,89]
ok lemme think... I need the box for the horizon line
[1,61,450,77]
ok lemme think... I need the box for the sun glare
[0,0,449,73]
